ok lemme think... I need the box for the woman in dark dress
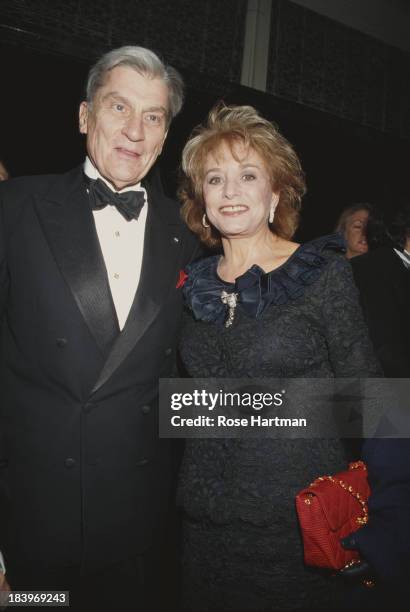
[177,104,380,611]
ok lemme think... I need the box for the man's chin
[106,172,144,191]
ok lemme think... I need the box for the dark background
[1,0,410,240]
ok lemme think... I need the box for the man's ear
[79,102,89,134]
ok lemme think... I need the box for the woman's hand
[340,535,375,583]
[339,559,372,579]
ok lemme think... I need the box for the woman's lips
[219,205,248,216]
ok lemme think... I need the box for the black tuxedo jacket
[351,249,410,593]
[351,247,410,377]
[0,166,198,571]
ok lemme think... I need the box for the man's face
[79,66,169,190]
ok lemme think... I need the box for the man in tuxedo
[350,205,410,376]
[341,206,410,608]
[0,46,198,610]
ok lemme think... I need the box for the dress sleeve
[321,254,381,377]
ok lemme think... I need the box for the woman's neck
[218,230,298,283]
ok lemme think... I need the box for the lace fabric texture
[178,236,381,611]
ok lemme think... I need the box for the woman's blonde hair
[179,103,306,248]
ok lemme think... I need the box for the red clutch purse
[295,461,370,570]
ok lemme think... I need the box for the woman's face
[344,209,369,258]
[202,141,278,240]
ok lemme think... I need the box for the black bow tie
[87,177,145,221]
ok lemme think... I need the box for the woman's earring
[202,213,210,228]
[269,204,275,224]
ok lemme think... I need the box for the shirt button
[56,338,68,348]
[64,458,76,469]
[141,405,151,414]
[115,231,120,237]
[114,273,120,279]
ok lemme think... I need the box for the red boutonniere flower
[176,270,188,289]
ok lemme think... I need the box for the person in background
[336,203,373,259]
[342,204,410,609]
[0,159,9,181]
[0,45,198,611]
[390,204,410,263]
[350,205,410,376]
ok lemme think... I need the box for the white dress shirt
[394,248,410,270]
[84,158,147,330]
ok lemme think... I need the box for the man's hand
[0,571,10,592]
[0,571,10,610]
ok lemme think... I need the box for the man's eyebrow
[101,93,167,115]
[101,92,129,104]
[143,106,167,114]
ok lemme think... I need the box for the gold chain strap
[304,461,368,526]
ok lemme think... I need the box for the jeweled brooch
[221,290,239,328]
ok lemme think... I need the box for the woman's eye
[113,103,126,112]
[243,174,256,181]
[208,176,222,185]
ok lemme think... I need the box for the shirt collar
[394,248,410,269]
[83,157,144,194]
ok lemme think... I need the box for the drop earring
[269,204,275,224]
[202,213,210,228]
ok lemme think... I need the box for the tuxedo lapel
[35,167,119,356]
[91,172,184,393]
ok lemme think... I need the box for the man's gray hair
[86,46,184,124]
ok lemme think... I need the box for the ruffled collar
[183,233,346,326]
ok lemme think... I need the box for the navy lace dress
[178,235,380,611]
